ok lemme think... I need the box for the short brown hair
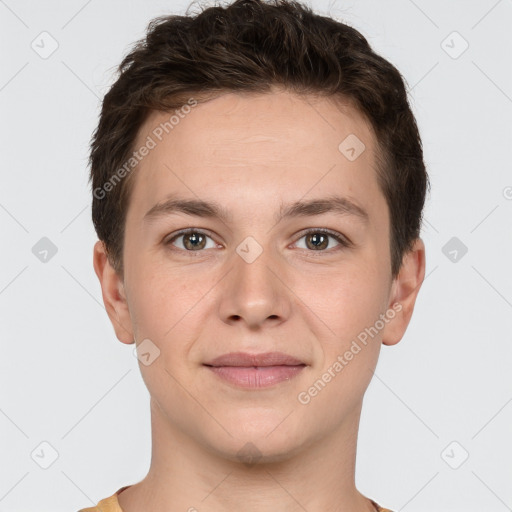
[89,0,430,279]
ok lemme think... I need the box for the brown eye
[166,230,216,251]
[182,232,207,250]
[294,229,349,252]
[305,232,329,250]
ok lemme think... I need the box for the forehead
[137,91,375,160]
[128,91,383,221]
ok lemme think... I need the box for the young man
[82,0,428,510]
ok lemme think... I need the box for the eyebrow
[143,194,370,225]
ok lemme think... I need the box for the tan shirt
[78,486,394,512]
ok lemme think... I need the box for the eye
[164,227,351,254]
[165,229,217,252]
[293,228,351,252]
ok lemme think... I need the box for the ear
[381,238,426,346]
[92,240,134,344]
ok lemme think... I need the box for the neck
[118,398,376,512]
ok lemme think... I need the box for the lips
[203,352,306,389]
[204,351,305,367]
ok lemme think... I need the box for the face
[95,90,425,463]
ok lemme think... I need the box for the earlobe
[92,240,134,344]
[381,238,426,346]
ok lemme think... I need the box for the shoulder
[77,493,122,512]
[369,498,395,512]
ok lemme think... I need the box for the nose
[217,242,291,330]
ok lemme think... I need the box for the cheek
[128,270,202,395]
[302,263,388,343]
[295,269,385,416]
[128,260,214,346]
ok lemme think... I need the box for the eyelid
[164,227,216,242]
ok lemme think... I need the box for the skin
[94,90,425,512]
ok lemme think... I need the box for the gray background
[1,0,511,511]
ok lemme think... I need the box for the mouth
[203,352,307,389]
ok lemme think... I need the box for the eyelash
[164,228,351,255]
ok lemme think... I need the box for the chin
[210,437,306,466]
[202,413,310,465]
